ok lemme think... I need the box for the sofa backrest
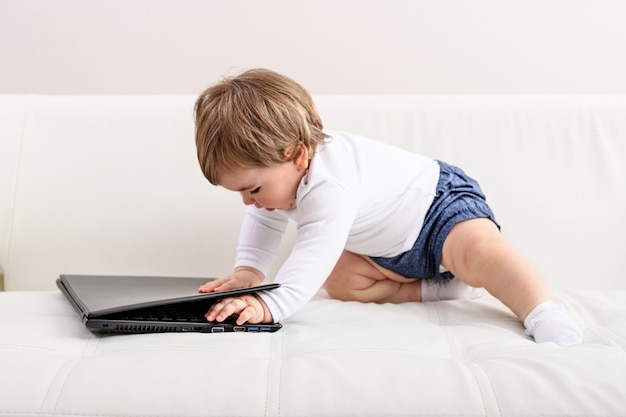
[1,95,625,291]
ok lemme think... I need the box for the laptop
[57,274,282,334]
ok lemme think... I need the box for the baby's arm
[199,209,287,323]
[198,267,264,293]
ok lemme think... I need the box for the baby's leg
[324,250,480,303]
[324,250,421,303]
[441,218,582,345]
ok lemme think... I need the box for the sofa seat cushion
[1,289,625,417]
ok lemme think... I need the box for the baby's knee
[323,270,343,298]
[324,251,363,298]
[323,270,360,301]
[443,220,506,286]
[324,250,396,301]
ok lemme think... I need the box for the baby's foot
[524,301,583,346]
[421,277,484,302]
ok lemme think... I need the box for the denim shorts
[370,160,499,280]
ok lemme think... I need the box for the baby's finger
[198,280,222,293]
[199,278,243,293]
[211,280,240,292]
[209,297,246,322]
[204,298,233,322]
[236,305,257,325]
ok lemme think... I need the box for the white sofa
[1,94,625,417]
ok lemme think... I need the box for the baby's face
[217,161,306,212]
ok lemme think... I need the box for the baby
[194,68,582,345]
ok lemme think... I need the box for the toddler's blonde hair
[194,68,328,185]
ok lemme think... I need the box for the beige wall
[1,0,626,94]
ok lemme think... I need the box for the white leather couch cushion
[1,289,625,416]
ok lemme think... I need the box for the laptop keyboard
[110,304,208,323]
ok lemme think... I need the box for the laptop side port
[233,326,246,332]
[211,327,225,333]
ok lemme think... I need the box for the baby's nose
[241,194,255,206]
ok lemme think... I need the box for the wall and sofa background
[1,0,625,291]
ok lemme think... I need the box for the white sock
[524,301,583,346]
[421,278,484,302]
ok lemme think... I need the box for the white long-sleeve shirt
[236,131,440,322]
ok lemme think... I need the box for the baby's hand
[198,267,264,293]
[205,294,273,325]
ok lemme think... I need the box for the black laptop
[57,274,282,334]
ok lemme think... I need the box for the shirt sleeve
[257,181,358,322]
[235,206,289,277]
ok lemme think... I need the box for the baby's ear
[283,142,309,170]
[293,143,309,170]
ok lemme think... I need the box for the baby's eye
[250,187,261,195]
